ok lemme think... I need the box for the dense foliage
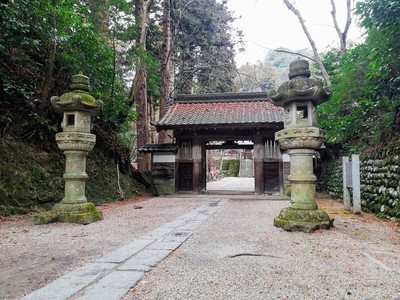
[173,0,240,93]
[316,0,400,152]
[1,0,398,153]
[0,0,132,147]
[233,0,399,153]
[0,0,399,215]
[0,0,241,149]
[0,0,242,214]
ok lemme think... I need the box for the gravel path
[0,197,209,300]
[125,198,400,300]
[1,195,400,300]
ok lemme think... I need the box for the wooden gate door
[264,161,280,193]
[178,163,193,191]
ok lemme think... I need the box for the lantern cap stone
[70,72,90,92]
[269,58,332,107]
[51,73,103,116]
[289,59,311,79]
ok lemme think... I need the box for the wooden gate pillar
[193,135,203,193]
[254,132,264,194]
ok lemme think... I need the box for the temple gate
[140,92,288,195]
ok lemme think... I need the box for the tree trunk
[40,0,57,111]
[40,40,56,111]
[148,95,157,143]
[133,67,148,170]
[158,0,173,143]
[131,0,153,171]
[282,0,332,86]
[89,0,110,39]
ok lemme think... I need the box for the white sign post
[342,154,361,214]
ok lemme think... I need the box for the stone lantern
[34,73,103,224]
[270,59,334,232]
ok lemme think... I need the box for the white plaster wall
[153,153,176,163]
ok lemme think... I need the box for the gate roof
[156,92,283,131]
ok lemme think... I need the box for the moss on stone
[60,92,97,107]
[33,211,59,225]
[34,202,103,225]
[274,207,334,233]
[0,139,143,217]
[274,217,332,233]
[283,185,291,197]
[0,139,64,216]
[155,183,175,195]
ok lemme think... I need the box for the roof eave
[156,121,283,131]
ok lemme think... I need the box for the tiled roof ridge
[138,143,178,153]
[157,91,283,130]
[160,100,179,125]
[173,91,270,103]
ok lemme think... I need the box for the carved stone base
[34,202,103,225]
[275,127,326,150]
[274,207,334,233]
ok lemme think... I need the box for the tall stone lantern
[34,73,103,224]
[270,59,333,232]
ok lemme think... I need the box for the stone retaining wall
[318,152,400,221]
[318,160,343,200]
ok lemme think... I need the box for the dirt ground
[0,196,210,300]
[0,195,399,300]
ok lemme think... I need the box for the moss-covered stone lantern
[270,59,334,232]
[34,73,103,224]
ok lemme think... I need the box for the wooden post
[254,133,264,194]
[278,158,284,194]
[202,142,207,190]
[192,135,202,193]
[175,160,179,192]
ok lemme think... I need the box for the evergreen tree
[173,0,240,94]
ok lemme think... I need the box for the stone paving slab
[97,239,155,264]
[180,220,204,230]
[138,226,175,240]
[72,270,144,300]
[161,230,193,243]
[21,199,227,300]
[162,217,190,228]
[22,262,117,300]
[118,249,172,271]
[146,240,183,251]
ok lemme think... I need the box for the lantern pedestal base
[274,207,334,233]
[34,202,103,225]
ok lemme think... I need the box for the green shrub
[227,160,240,177]
[221,160,230,171]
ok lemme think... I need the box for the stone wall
[0,138,144,216]
[361,154,399,219]
[317,160,343,200]
[318,151,400,221]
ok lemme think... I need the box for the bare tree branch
[272,48,316,62]
[282,0,332,86]
[242,39,317,62]
[330,0,353,54]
